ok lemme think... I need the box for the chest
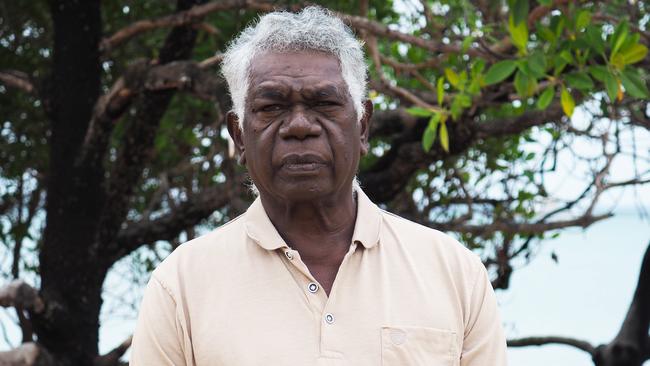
[186,248,464,366]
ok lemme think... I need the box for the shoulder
[151,213,249,294]
[379,209,484,275]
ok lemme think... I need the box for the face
[227,51,372,203]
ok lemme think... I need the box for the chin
[281,184,329,201]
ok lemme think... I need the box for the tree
[0,0,648,365]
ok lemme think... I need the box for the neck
[259,188,357,263]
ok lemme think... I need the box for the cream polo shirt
[130,189,507,366]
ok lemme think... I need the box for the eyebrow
[302,84,346,100]
[251,85,290,100]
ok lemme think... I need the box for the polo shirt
[130,188,507,365]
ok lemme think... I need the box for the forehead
[248,51,347,96]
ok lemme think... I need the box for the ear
[359,99,373,156]
[226,111,246,165]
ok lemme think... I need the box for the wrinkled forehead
[247,51,348,97]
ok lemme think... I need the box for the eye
[260,104,284,112]
[314,101,338,107]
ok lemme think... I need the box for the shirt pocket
[381,326,458,366]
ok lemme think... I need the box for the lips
[279,153,328,173]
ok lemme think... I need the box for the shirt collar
[243,187,382,251]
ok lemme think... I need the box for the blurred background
[1,0,649,365]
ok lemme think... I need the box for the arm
[460,261,508,365]
[129,274,189,365]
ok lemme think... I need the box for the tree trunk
[34,0,104,364]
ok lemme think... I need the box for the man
[130,7,507,366]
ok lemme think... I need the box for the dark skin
[227,51,373,295]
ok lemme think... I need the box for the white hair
[221,6,368,129]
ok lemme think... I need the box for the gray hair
[221,6,368,129]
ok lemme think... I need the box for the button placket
[307,282,319,293]
[284,250,294,260]
[324,313,335,324]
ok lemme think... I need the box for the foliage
[0,0,649,364]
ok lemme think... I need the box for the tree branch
[112,182,240,261]
[95,0,207,259]
[100,0,275,53]
[0,71,34,94]
[76,58,226,174]
[93,336,131,366]
[0,281,44,314]
[434,213,612,236]
[507,336,596,355]
[0,343,54,366]
[360,104,565,203]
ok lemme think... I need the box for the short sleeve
[460,261,508,366]
[129,274,188,366]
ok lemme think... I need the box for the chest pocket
[381,326,458,366]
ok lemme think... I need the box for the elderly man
[130,7,507,366]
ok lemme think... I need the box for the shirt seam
[464,257,484,335]
[151,272,178,307]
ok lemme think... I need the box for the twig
[507,336,595,355]
[0,71,34,94]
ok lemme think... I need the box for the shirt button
[324,313,335,324]
[285,251,293,260]
[307,282,319,293]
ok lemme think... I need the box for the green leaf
[560,87,575,117]
[422,124,436,152]
[588,65,609,82]
[439,121,449,152]
[484,60,517,85]
[585,25,605,55]
[576,10,591,31]
[445,68,460,88]
[538,26,556,43]
[512,0,529,26]
[610,20,629,58]
[618,33,640,57]
[450,94,470,120]
[514,70,537,97]
[603,72,619,101]
[509,15,529,54]
[619,44,648,65]
[538,0,552,5]
[437,77,445,106]
[406,107,434,117]
[429,112,441,129]
[422,113,441,151]
[462,36,474,53]
[565,72,594,91]
[528,51,546,78]
[620,68,650,98]
[471,58,486,77]
[552,50,573,76]
[537,86,555,110]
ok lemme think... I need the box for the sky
[500,210,650,366]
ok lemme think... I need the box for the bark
[592,242,650,366]
[35,0,104,364]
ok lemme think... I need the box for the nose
[278,106,322,140]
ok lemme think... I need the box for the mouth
[279,153,328,173]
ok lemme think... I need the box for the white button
[324,313,334,324]
[285,251,293,260]
[307,282,319,293]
